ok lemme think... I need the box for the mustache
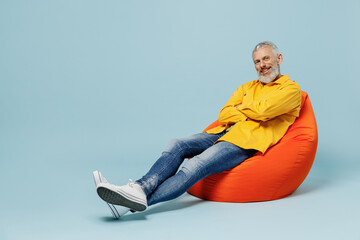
[259,66,271,72]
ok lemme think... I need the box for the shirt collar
[257,74,290,86]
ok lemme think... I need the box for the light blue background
[1,0,359,239]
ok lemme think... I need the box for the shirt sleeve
[237,83,301,121]
[218,85,248,124]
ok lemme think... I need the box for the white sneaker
[97,181,148,212]
[92,171,130,219]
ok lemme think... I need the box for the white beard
[258,63,280,84]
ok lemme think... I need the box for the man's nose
[260,61,266,68]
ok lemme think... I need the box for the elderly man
[94,41,301,216]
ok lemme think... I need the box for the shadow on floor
[99,196,204,222]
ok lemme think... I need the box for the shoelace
[128,179,136,187]
[128,179,145,195]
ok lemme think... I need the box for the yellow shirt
[207,74,301,154]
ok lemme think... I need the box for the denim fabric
[136,132,256,206]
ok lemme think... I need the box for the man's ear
[277,54,283,65]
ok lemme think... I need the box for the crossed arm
[218,84,301,125]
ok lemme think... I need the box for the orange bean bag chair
[187,91,318,202]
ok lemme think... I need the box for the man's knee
[181,154,209,176]
[164,138,184,153]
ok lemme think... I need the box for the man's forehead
[253,46,275,58]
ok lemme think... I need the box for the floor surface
[1,149,360,240]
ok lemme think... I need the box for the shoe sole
[97,184,147,212]
[93,171,126,219]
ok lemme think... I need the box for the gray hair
[252,41,279,56]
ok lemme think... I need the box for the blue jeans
[136,132,257,206]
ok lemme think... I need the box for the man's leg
[136,132,226,196]
[146,141,257,206]
[96,132,225,211]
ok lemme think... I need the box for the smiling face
[253,46,283,84]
